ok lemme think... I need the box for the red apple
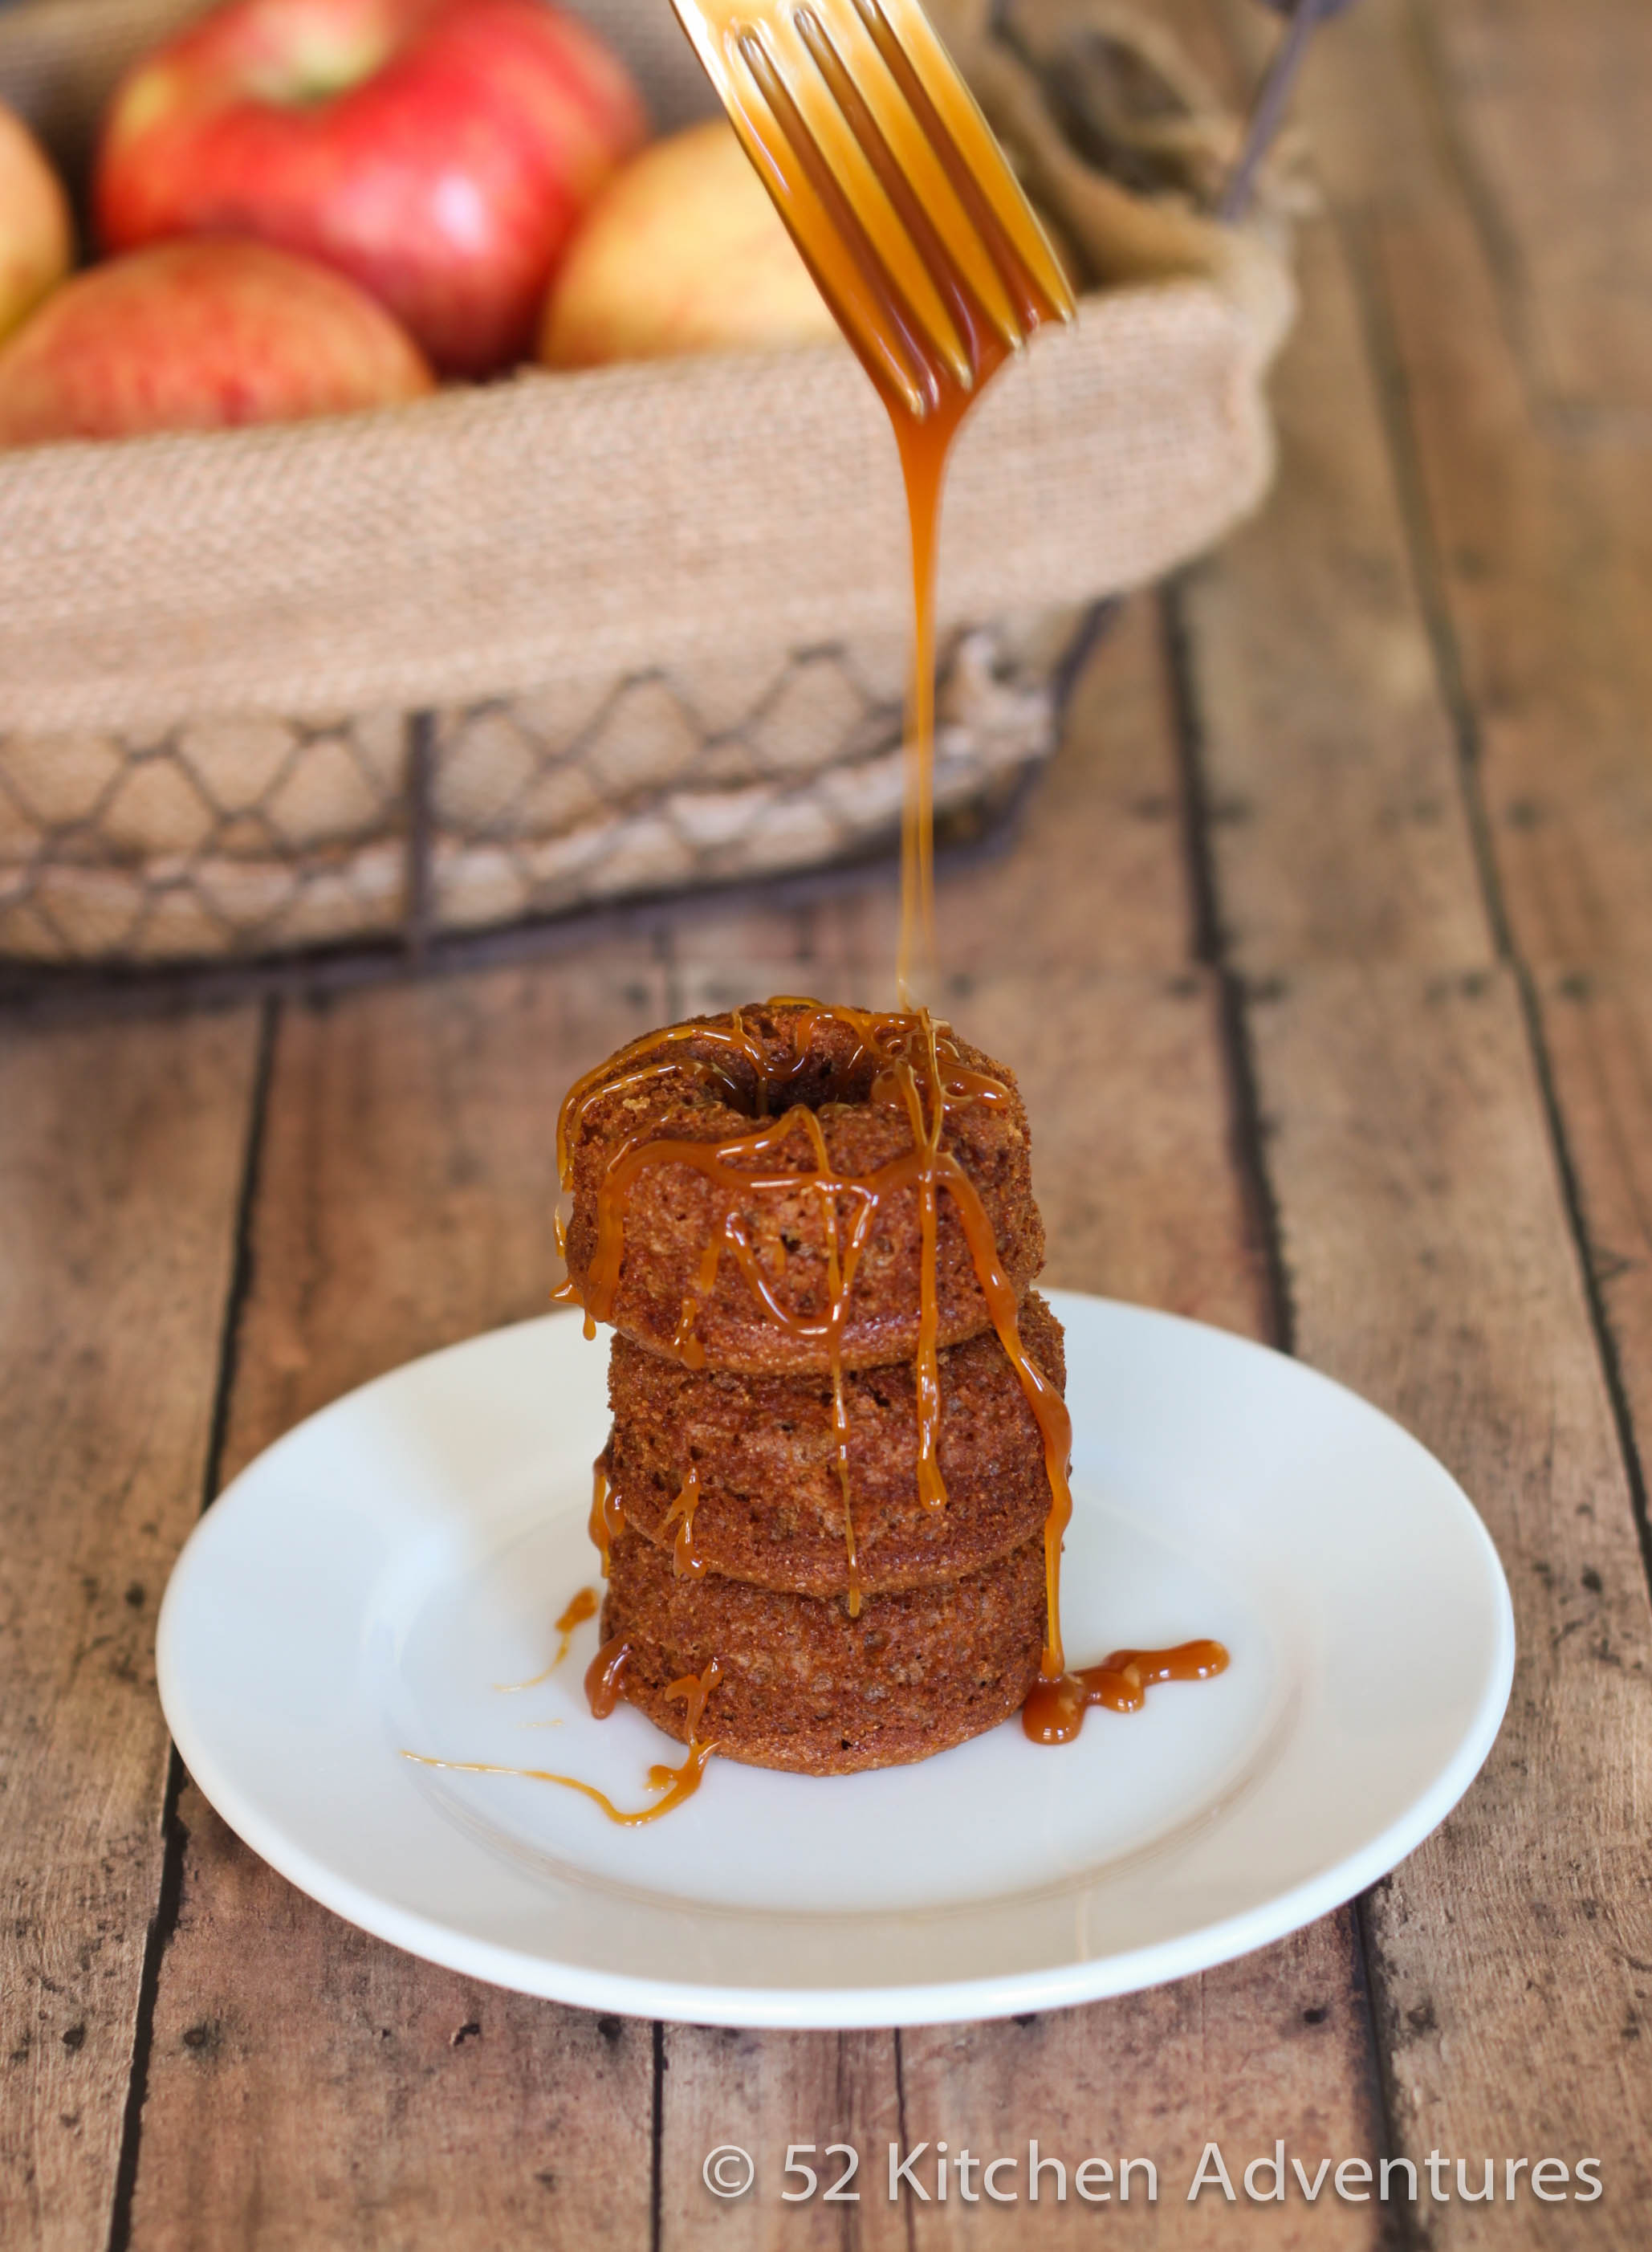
[541,119,839,370]
[0,102,72,346]
[94,0,648,378]
[0,238,433,446]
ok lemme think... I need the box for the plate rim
[157,1292,1516,2028]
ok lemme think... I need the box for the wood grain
[1531,965,1652,1537]
[900,1913,1385,2250]
[126,952,668,2252]
[1178,213,1491,972]
[0,1006,259,2252]
[657,2029,905,2250]
[1245,964,1652,2244]
[1426,0,1652,414]
[1375,198,1652,966]
[1267,0,1652,971]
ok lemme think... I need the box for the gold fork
[668,0,1076,420]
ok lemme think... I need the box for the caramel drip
[553,1584,599,1656]
[1021,1641,1231,1745]
[928,1146,1073,1678]
[403,1652,724,1830]
[669,1655,723,1738]
[584,1630,632,1716]
[892,1027,947,1513]
[588,1458,624,1575]
[490,1580,599,1695]
[798,1104,861,1611]
[664,1464,708,1579]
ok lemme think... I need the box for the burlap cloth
[0,0,1298,963]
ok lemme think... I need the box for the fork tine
[847,0,1075,328]
[673,4,944,413]
[792,0,1017,363]
[733,24,962,404]
[741,17,978,389]
[669,0,1074,415]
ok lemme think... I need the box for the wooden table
[6,1,1651,2243]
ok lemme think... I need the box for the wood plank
[0,1004,260,2252]
[127,951,669,2252]
[1274,0,1652,969]
[1428,0,1652,414]
[1373,198,1652,966]
[1530,964,1652,1536]
[900,1914,1381,2250]
[657,2029,906,2251]
[1244,963,1652,2244]
[1178,210,1492,972]
[216,948,669,1483]
[894,961,1384,2250]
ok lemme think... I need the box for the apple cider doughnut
[599,1522,1047,1776]
[605,1291,1066,1598]
[559,1000,1044,1374]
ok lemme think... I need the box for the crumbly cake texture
[563,1001,1044,1373]
[607,1291,1066,1598]
[600,1526,1048,1775]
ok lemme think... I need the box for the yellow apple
[0,104,72,346]
[539,118,839,369]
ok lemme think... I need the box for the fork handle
[1219,0,1352,224]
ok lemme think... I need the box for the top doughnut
[559,999,1044,1373]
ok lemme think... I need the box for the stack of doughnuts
[560,1000,1065,1775]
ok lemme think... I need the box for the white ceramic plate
[158,1291,1513,2028]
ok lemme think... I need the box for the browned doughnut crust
[607,1292,1064,1597]
[564,1001,1043,1372]
[602,1528,1046,1775]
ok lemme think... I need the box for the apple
[540,118,838,369]
[0,103,72,347]
[0,238,433,446]
[94,0,648,378]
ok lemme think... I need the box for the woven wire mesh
[0,615,1075,968]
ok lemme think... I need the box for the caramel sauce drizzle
[1022,1641,1231,1745]
[404,1657,723,1826]
[490,1584,599,1692]
[588,1458,624,1576]
[664,1464,708,1579]
[584,1629,632,1716]
[552,1584,599,1656]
